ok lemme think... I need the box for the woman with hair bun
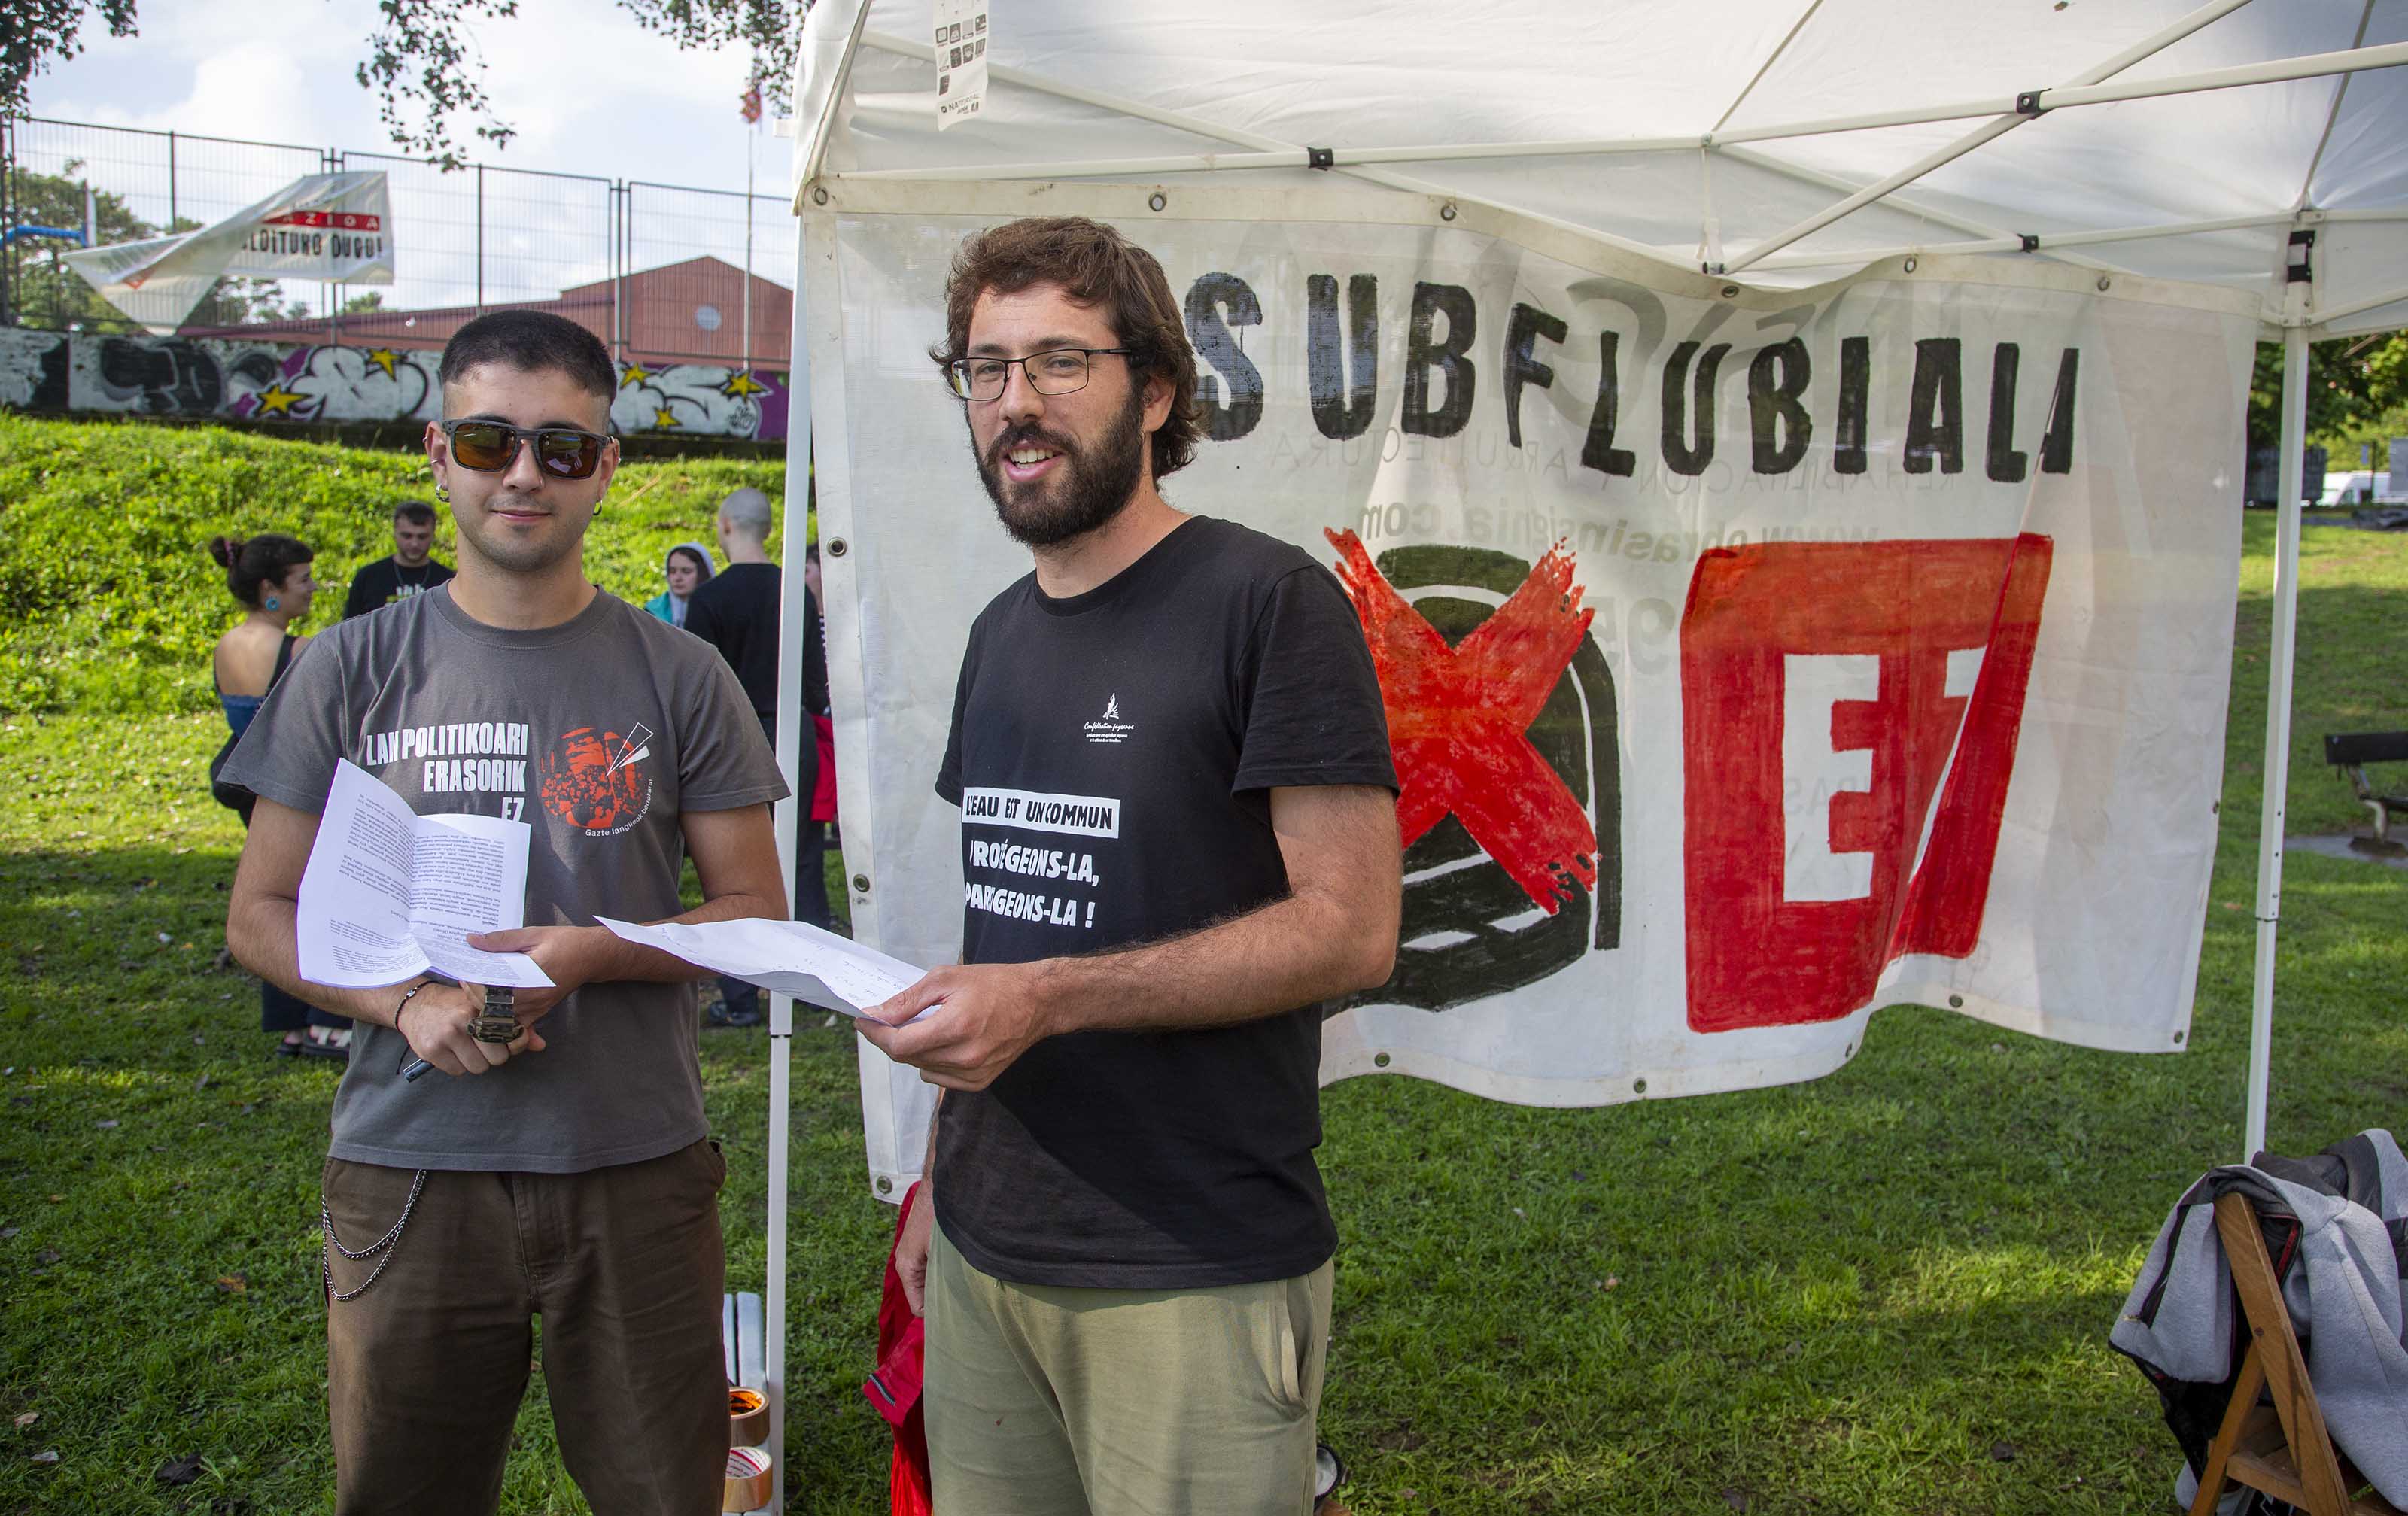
[207,534,351,1060]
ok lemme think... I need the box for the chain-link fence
[2,117,794,367]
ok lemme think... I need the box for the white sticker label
[933,0,990,131]
[960,786,1120,838]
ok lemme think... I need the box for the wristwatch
[470,985,519,1044]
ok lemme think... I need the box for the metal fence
[1,116,795,368]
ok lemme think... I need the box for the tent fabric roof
[789,0,2408,336]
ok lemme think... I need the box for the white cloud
[30,0,781,193]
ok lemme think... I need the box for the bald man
[683,491,835,1007]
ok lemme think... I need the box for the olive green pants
[924,1223,1333,1516]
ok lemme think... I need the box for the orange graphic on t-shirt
[539,726,651,831]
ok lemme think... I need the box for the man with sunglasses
[856,217,1402,1515]
[223,308,789,1515]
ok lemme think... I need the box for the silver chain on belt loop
[321,1168,428,1302]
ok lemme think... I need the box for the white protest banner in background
[802,186,2258,1193]
[65,171,394,333]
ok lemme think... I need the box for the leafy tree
[2248,333,2408,448]
[13,2,798,171]
[1,0,135,119]
[2,162,153,329]
[358,0,799,170]
[4,164,306,330]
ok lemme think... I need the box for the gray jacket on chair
[2110,1129,2408,1507]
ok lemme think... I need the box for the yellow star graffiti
[251,382,309,418]
[366,348,400,379]
[652,406,682,429]
[719,371,770,398]
[619,361,649,389]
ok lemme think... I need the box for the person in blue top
[643,542,715,628]
[208,533,351,1060]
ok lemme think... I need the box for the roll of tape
[728,1385,769,1447]
[723,1445,772,1512]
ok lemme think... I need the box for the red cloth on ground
[865,1181,932,1516]
[812,714,838,823]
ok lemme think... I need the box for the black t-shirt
[342,555,455,618]
[933,515,1397,1289]
[684,561,825,718]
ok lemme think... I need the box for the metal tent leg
[2244,324,2308,1161]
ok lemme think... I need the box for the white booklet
[594,916,932,1022]
[296,759,555,989]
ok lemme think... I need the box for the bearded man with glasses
[859,217,1403,1516]
[222,309,789,1515]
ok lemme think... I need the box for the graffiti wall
[0,327,787,442]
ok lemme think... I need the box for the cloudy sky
[29,0,781,194]
[27,0,796,305]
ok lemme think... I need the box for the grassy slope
[0,416,2401,1513]
[0,414,788,715]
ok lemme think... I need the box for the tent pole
[2245,321,2309,1162]
[1747,211,2294,271]
[847,28,1673,263]
[2300,281,2408,330]
[798,0,874,194]
[759,214,818,1516]
[1715,143,2131,277]
[762,1022,791,1516]
[1722,0,2257,272]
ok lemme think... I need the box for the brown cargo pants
[320,1138,729,1516]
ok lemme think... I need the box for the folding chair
[2186,1193,2404,1516]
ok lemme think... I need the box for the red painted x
[1326,530,1600,913]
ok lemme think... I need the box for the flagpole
[743,121,755,380]
[740,62,760,381]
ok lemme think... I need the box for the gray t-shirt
[223,585,787,1173]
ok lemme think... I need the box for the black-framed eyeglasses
[944,348,1133,402]
[439,419,611,481]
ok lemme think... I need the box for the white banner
[66,172,394,333]
[805,189,2256,1193]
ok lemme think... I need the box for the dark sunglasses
[439,419,610,481]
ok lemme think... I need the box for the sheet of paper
[296,759,552,989]
[595,916,932,1022]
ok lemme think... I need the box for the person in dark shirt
[683,489,834,1025]
[856,216,1402,1516]
[341,500,455,618]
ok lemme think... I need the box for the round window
[694,304,723,332]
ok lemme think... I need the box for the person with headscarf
[644,542,716,627]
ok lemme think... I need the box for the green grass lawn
[2,482,2403,1511]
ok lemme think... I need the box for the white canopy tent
[740,4,2407,1504]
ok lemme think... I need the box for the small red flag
[739,81,763,124]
